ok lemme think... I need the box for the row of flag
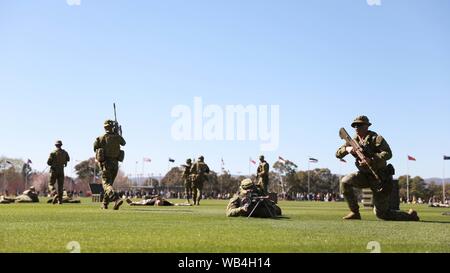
[408,155,450,161]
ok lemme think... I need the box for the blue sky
[0,0,449,179]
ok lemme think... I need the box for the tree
[399,175,429,200]
[74,158,100,182]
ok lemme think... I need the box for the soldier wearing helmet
[226,179,282,218]
[256,155,270,194]
[94,120,126,210]
[182,158,193,204]
[47,140,70,205]
[189,156,210,206]
[337,115,419,221]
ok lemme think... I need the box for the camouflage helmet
[55,140,63,146]
[259,155,265,160]
[240,179,254,191]
[198,155,205,161]
[351,115,372,128]
[104,120,114,128]
[29,186,35,191]
[186,159,192,164]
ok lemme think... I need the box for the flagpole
[443,158,446,203]
[406,158,410,204]
[308,160,311,195]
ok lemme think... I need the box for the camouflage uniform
[126,196,174,207]
[47,141,70,204]
[226,179,282,218]
[94,120,126,210]
[336,116,419,221]
[190,156,210,206]
[257,156,270,193]
[183,159,193,203]
[1,187,40,204]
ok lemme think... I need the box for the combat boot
[113,198,124,210]
[52,196,59,205]
[101,203,108,210]
[343,212,362,220]
[408,209,420,222]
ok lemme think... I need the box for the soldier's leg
[48,173,57,197]
[340,172,371,214]
[263,178,269,194]
[373,192,420,221]
[197,182,204,205]
[57,172,64,204]
[192,182,198,205]
[185,182,191,203]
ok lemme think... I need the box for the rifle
[246,196,276,218]
[113,103,123,136]
[339,128,383,192]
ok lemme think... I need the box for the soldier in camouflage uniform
[336,116,420,221]
[47,140,70,205]
[94,120,126,210]
[190,156,210,206]
[256,155,270,194]
[183,159,193,204]
[0,186,39,204]
[226,179,282,218]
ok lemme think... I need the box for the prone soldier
[226,179,282,218]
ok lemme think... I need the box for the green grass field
[1,199,449,253]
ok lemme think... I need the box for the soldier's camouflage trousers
[185,179,193,201]
[341,171,417,221]
[100,159,119,205]
[49,168,65,202]
[257,177,269,194]
[192,180,204,205]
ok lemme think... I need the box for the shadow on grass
[420,220,450,224]
[129,209,195,214]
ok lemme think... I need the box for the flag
[143,158,152,163]
[309,158,319,163]
[408,155,416,161]
[169,158,175,163]
[250,158,257,165]
[340,159,347,163]
[444,156,450,160]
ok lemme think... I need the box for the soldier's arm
[263,163,269,175]
[336,144,349,159]
[375,135,393,161]
[93,137,100,152]
[47,153,54,166]
[66,151,70,163]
